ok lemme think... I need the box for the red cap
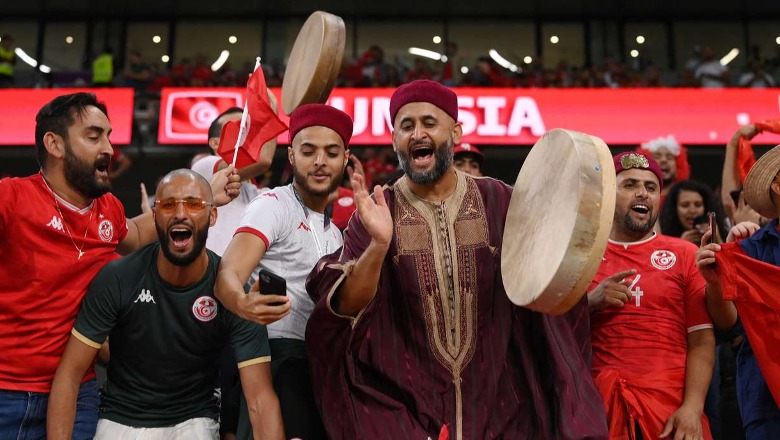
[289,103,353,147]
[454,143,484,164]
[389,80,458,125]
[613,151,664,189]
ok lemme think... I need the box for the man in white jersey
[191,103,278,256]
[216,103,352,440]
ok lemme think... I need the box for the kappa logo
[192,296,218,322]
[98,219,114,242]
[134,289,156,304]
[47,216,64,232]
[650,250,677,270]
[297,221,310,232]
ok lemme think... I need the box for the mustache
[410,140,435,149]
[94,154,111,169]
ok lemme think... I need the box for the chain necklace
[41,174,94,260]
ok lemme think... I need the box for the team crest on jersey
[98,219,114,242]
[650,250,676,270]
[192,296,218,322]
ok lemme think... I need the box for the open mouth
[169,227,193,250]
[411,145,435,166]
[631,204,650,216]
[94,156,111,178]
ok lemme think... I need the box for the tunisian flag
[738,119,780,184]
[717,242,780,405]
[218,65,287,169]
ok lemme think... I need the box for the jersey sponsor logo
[192,295,218,322]
[47,215,64,231]
[650,250,677,270]
[98,219,114,242]
[297,221,310,232]
[134,288,156,304]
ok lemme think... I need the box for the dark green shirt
[73,243,270,427]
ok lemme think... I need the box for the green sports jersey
[73,243,270,428]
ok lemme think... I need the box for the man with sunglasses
[0,92,241,440]
[47,169,285,440]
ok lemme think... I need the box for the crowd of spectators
[1,34,778,92]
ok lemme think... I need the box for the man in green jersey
[47,169,285,440]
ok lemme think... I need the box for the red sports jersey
[590,233,711,377]
[590,233,713,439]
[0,174,128,392]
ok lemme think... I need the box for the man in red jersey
[0,92,240,440]
[587,151,715,440]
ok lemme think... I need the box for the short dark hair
[34,92,108,169]
[207,107,243,140]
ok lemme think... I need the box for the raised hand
[139,183,152,214]
[211,164,242,207]
[352,172,392,247]
[587,269,637,310]
[696,230,721,284]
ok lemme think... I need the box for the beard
[63,143,111,198]
[156,220,209,267]
[292,166,342,197]
[397,137,454,185]
[617,209,657,236]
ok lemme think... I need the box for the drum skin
[282,11,346,114]
[501,129,616,315]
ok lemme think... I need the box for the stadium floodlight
[408,47,444,61]
[433,36,441,44]
[461,66,469,74]
[14,48,38,68]
[211,50,230,72]
[489,49,518,72]
[636,36,645,44]
[719,48,740,66]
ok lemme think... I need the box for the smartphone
[259,269,286,297]
[708,212,717,244]
[730,189,742,206]
[693,214,709,228]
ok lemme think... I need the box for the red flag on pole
[738,119,780,185]
[218,63,288,169]
[717,242,780,406]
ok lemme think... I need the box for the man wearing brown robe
[305,79,608,440]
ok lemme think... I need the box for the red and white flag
[218,61,287,168]
[717,242,780,406]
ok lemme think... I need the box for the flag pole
[232,57,262,166]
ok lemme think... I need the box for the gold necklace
[53,200,94,260]
[41,174,94,260]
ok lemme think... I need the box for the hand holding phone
[708,212,717,245]
[259,269,286,296]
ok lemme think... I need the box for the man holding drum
[588,151,715,440]
[303,79,607,440]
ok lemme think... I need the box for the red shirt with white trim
[589,233,712,378]
[0,174,128,392]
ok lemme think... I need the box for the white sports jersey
[237,184,343,340]
[191,155,260,256]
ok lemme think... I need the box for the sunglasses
[154,198,212,213]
